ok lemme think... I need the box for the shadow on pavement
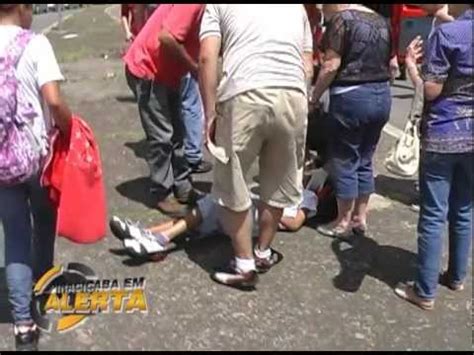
[392,93,415,99]
[116,177,156,209]
[125,140,147,160]
[391,82,414,91]
[109,232,233,273]
[0,269,13,324]
[375,174,418,207]
[115,95,136,104]
[331,235,417,293]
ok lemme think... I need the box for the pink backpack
[0,29,43,186]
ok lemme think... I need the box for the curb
[105,4,121,24]
[41,13,74,35]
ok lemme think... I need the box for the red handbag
[42,115,107,244]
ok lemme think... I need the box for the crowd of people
[0,3,472,351]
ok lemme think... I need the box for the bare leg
[148,220,176,234]
[333,198,355,229]
[148,208,203,241]
[218,206,253,259]
[352,193,370,228]
[257,201,283,251]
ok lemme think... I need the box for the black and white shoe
[14,322,40,351]
[109,216,143,241]
[211,261,259,291]
[254,248,284,274]
[122,229,168,257]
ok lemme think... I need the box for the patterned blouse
[421,9,474,153]
[321,9,392,86]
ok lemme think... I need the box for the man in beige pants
[199,4,313,289]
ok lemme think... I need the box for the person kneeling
[110,189,318,267]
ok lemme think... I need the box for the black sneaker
[14,322,40,351]
[190,160,213,174]
[211,262,259,291]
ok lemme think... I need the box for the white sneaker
[122,229,167,257]
[110,216,145,241]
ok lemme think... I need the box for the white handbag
[385,81,423,177]
[385,118,420,177]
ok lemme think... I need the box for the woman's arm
[311,49,341,103]
[405,36,424,88]
[120,5,133,41]
[41,81,72,137]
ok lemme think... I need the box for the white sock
[254,246,271,260]
[235,257,256,273]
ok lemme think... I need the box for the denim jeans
[415,151,473,299]
[0,175,56,323]
[180,73,204,166]
[328,81,391,199]
[126,68,192,200]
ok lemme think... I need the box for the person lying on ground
[109,189,318,264]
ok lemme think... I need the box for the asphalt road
[31,9,78,33]
[0,5,471,350]
[388,78,416,134]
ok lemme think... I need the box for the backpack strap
[4,30,34,68]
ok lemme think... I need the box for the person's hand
[389,56,400,83]
[125,31,134,42]
[308,86,321,112]
[434,5,454,23]
[405,36,423,67]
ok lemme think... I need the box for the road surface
[31,8,78,33]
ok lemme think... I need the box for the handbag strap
[4,29,34,69]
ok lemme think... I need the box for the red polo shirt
[123,4,204,89]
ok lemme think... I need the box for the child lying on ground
[110,188,318,258]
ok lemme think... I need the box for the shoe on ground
[190,160,213,174]
[110,216,145,241]
[211,262,259,291]
[317,224,354,241]
[254,248,284,274]
[439,271,464,292]
[156,195,189,217]
[351,222,368,237]
[410,204,420,213]
[122,229,168,257]
[394,282,435,311]
[14,322,40,351]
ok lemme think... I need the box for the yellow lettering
[74,292,90,313]
[124,289,147,313]
[110,290,126,312]
[44,293,60,313]
[60,293,74,313]
[90,291,109,313]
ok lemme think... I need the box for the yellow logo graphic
[32,263,148,333]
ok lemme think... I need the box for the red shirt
[304,4,323,64]
[123,4,204,89]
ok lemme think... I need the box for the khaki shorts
[211,88,308,212]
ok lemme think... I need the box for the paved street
[0,5,471,351]
[31,8,79,34]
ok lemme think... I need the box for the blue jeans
[180,73,204,166]
[0,175,56,323]
[415,152,473,299]
[328,82,391,199]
